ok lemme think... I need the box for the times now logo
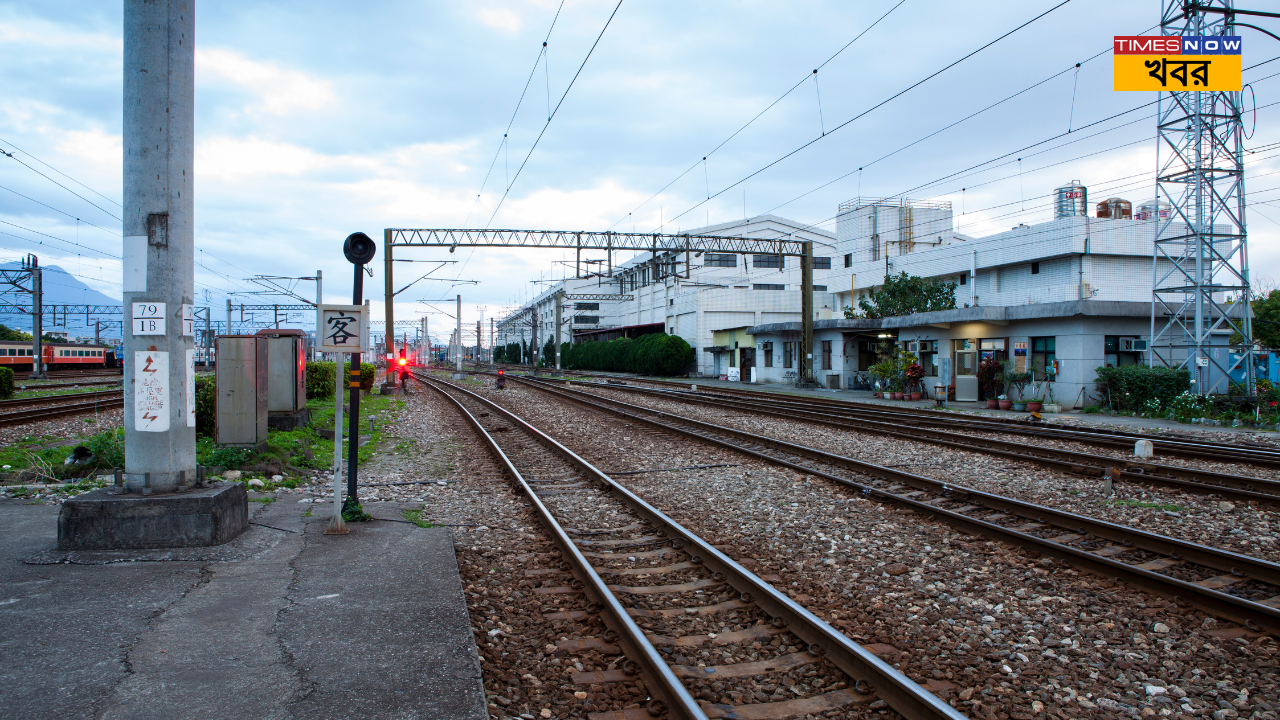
[1114,36,1242,55]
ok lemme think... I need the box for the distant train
[0,341,117,370]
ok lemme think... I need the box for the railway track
[528,376,1280,506]
[572,374,1280,469]
[17,380,120,392]
[0,389,123,409]
[0,391,124,427]
[504,374,1280,637]
[412,370,963,720]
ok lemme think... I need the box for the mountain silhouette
[0,263,121,340]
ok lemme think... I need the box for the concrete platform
[0,495,486,720]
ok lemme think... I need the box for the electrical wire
[484,0,626,228]
[607,0,909,231]
[661,0,1077,231]
[0,135,122,210]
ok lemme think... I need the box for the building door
[740,347,755,382]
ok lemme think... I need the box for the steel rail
[539,377,1280,505]
[414,370,965,720]
[16,380,121,391]
[580,374,1280,467]
[0,389,123,409]
[508,375,1280,636]
[414,374,707,720]
[0,397,124,427]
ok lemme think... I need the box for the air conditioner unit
[906,341,919,353]
[1121,338,1148,352]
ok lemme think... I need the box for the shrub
[358,362,376,391]
[1169,390,1212,421]
[195,375,216,437]
[306,361,337,399]
[1094,365,1191,413]
[0,366,12,399]
[493,345,505,363]
[84,427,126,468]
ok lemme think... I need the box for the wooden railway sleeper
[512,375,1280,637]
[419,371,965,720]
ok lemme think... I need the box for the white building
[496,215,836,376]
[745,189,1193,407]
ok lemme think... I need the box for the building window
[783,342,794,369]
[729,350,736,368]
[1031,336,1056,378]
[812,285,827,292]
[1103,335,1143,368]
[573,315,600,324]
[763,342,773,367]
[958,274,967,286]
[669,298,674,306]
[821,340,832,370]
[753,254,783,269]
[844,253,852,268]
[574,302,599,310]
[952,338,976,376]
[704,253,736,268]
[753,283,785,291]
[1031,262,1040,275]
[812,257,831,270]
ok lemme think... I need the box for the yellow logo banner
[1114,54,1241,92]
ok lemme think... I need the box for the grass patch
[403,507,435,528]
[1107,498,1185,512]
[194,390,401,476]
[249,496,275,504]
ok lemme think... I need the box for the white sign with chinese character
[132,302,166,336]
[318,304,367,353]
[182,304,194,337]
[135,350,170,432]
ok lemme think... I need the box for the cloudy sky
[2,0,1277,344]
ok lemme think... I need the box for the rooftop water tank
[1096,198,1133,219]
[1054,181,1088,219]
[1136,198,1172,221]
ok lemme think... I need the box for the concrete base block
[452,372,467,380]
[267,408,310,431]
[57,483,248,550]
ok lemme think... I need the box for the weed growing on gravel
[249,497,275,504]
[403,507,435,528]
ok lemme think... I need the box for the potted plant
[1007,370,1032,411]
[998,394,1012,411]
[905,362,925,401]
[976,356,1004,409]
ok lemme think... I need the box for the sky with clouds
[1,0,1277,344]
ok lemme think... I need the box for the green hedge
[195,375,216,437]
[1094,365,1191,413]
[0,367,12,399]
[306,361,337,399]
[562,334,693,376]
[307,360,374,394]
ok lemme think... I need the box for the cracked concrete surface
[0,495,485,720]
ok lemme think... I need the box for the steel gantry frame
[385,228,817,385]
[1150,0,1253,395]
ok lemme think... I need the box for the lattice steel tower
[1150,0,1253,395]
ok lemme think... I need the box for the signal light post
[318,233,376,534]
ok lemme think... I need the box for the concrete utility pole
[29,259,43,378]
[800,240,814,387]
[383,230,394,365]
[225,298,232,337]
[475,319,481,367]
[122,0,195,493]
[455,295,462,372]
[489,318,494,366]
[554,290,562,370]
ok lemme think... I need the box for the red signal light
[498,370,504,375]
[398,357,407,366]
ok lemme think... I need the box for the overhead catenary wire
[484,0,626,228]
[607,0,909,232]
[0,135,122,210]
[660,0,1077,231]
